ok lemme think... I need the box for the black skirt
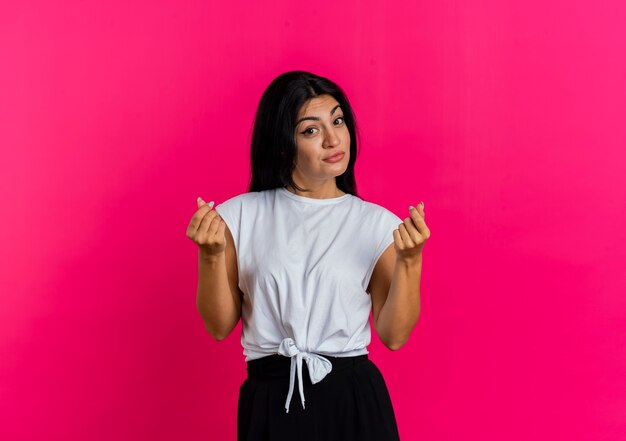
[237,353,401,441]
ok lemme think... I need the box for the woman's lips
[323,152,345,163]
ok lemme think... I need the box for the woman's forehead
[299,95,340,114]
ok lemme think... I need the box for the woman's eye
[301,117,344,135]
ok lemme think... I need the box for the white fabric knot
[277,337,333,413]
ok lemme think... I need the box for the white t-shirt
[215,186,402,412]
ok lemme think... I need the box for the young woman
[186,70,429,440]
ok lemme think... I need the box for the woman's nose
[324,130,340,146]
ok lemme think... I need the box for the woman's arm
[196,225,243,341]
[368,245,422,350]
[368,203,428,350]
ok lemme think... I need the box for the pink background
[1,1,625,439]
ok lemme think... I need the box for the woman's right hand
[186,197,226,259]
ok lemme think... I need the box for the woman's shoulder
[218,189,267,205]
[355,197,402,222]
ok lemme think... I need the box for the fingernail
[208,201,214,208]
[420,201,424,208]
[197,197,202,203]
[409,205,414,211]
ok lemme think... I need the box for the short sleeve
[363,207,403,291]
[214,195,244,252]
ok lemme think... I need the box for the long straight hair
[248,71,361,198]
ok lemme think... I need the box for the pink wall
[1,1,625,439]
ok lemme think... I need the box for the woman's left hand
[393,201,430,263]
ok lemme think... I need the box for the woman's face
[292,94,350,184]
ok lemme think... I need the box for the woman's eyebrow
[295,104,342,126]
